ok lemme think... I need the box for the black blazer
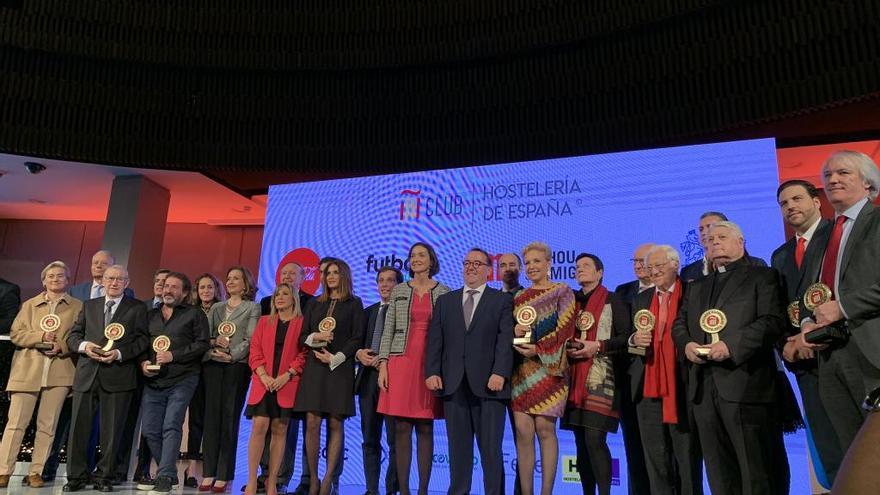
[770,218,831,374]
[680,255,767,283]
[67,296,150,393]
[613,279,641,305]
[425,287,514,399]
[671,263,785,403]
[0,277,21,334]
[354,301,383,394]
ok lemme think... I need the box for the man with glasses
[615,243,655,305]
[64,265,149,492]
[425,248,513,495]
[628,246,702,494]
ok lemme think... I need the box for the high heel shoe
[213,481,230,493]
[198,480,214,492]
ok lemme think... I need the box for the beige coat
[7,293,82,391]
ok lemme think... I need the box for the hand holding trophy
[146,335,171,372]
[36,314,61,350]
[629,309,655,356]
[215,321,236,353]
[513,305,536,346]
[95,322,125,357]
[694,309,726,358]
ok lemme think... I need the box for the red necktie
[794,237,806,269]
[657,291,669,338]
[820,216,847,294]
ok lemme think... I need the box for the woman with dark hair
[190,273,226,313]
[294,260,364,495]
[244,283,307,495]
[200,266,260,492]
[377,242,449,495]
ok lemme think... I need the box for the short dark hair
[500,252,522,267]
[164,271,192,295]
[776,179,820,200]
[153,268,171,279]
[575,252,604,272]
[377,266,404,284]
[226,266,257,301]
[469,247,492,265]
[319,256,338,267]
[408,242,440,278]
[700,211,728,221]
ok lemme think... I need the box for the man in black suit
[497,253,522,495]
[771,179,841,487]
[63,265,149,492]
[800,150,880,463]
[680,212,767,282]
[354,266,403,495]
[629,245,702,495]
[672,221,785,495]
[613,242,654,495]
[425,248,514,495]
[0,277,20,334]
[259,262,311,316]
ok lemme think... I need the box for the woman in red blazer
[243,283,307,495]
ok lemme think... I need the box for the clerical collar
[716,256,747,273]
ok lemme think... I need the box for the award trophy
[694,309,726,358]
[787,301,800,328]
[146,335,171,372]
[314,315,336,348]
[95,323,125,357]
[628,309,655,356]
[36,314,61,350]
[216,321,236,353]
[513,305,537,345]
[802,283,847,344]
[567,311,594,350]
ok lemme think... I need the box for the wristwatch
[863,385,880,413]
[286,369,295,380]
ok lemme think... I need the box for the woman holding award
[294,260,364,495]
[563,253,628,495]
[376,242,448,495]
[243,283,308,495]
[0,261,81,488]
[510,242,575,495]
[201,266,260,492]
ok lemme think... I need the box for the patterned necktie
[463,289,478,328]
[369,304,388,353]
[104,299,116,326]
[820,215,847,294]
[794,236,806,269]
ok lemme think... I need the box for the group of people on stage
[0,148,879,495]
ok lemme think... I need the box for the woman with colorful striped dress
[511,242,576,495]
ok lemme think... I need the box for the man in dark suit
[68,250,135,301]
[63,265,149,492]
[497,253,523,495]
[629,245,702,495]
[259,262,311,316]
[425,248,514,495]
[672,221,785,495]
[0,277,20,334]
[613,242,654,495]
[771,179,841,488]
[680,212,767,282]
[354,266,403,495]
[801,150,880,463]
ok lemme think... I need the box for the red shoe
[198,481,214,492]
[212,482,229,493]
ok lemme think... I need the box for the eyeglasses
[646,261,670,271]
[104,276,128,283]
[462,261,488,268]
[630,258,645,266]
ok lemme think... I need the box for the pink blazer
[247,315,307,409]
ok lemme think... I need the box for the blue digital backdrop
[245,138,811,493]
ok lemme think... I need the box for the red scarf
[568,285,608,408]
[643,279,681,423]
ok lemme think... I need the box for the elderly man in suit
[69,250,134,301]
[672,221,785,495]
[800,150,880,463]
[680,212,767,283]
[425,248,513,495]
[771,179,842,488]
[63,265,149,492]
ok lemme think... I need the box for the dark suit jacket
[425,287,514,399]
[67,296,150,393]
[354,301,383,394]
[0,278,21,334]
[801,202,880,381]
[770,218,831,374]
[69,281,134,302]
[614,279,643,305]
[680,255,767,282]
[671,263,785,403]
[260,292,312,316]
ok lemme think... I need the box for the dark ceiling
[1,0,879,196]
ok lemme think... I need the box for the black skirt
[245,392,293,419]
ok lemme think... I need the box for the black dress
[245,319,293,419]
[293,297,364,417]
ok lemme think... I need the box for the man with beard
[137,272,210,493]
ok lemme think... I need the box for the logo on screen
[275,247,321,295]
[400,189,421,220]
[680,229,704,265]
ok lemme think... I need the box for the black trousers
[617,366,652,494]
[116,379,149,479]
[357,367,398,495]
[796,368,843,486]
[635,397,703,495]
[186,374,206,458]
[818,339,874,458]
[692,373,775,495]
[202,361,250,480]
[67,383,133,483]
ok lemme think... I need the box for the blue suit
[425,286,513,495]
[69,281,134,301]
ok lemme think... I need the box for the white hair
[41,260,70,281]
[709,221,744,240]
[823,150,880,200]
[644,245,680,267]
[103,264,129,279]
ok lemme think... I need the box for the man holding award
[138,272,210,493]
[64,265,149,492]
[628,245,702,495]
[671,222,785,495]
[800,150,880,459]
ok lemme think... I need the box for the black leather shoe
[291,486,308,495]
[63,480,87,492]
[96,480,114,492]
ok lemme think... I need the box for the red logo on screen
[275,247,321,295]
[400,189,421,220]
